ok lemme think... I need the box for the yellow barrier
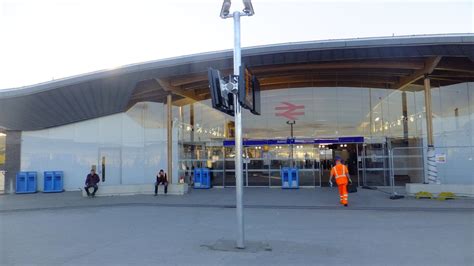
[437,192,456,201]
[415,191,433,199]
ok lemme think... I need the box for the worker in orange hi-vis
[329,156,352,207]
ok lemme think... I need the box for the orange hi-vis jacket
[331,164,349,186]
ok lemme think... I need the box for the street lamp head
[242,0,254,16]
[220,0,232,18]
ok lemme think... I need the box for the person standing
[329,156,352,207]
[154,169,168,196]
[84,169,100,198]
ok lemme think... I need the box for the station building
[0,34,473,194]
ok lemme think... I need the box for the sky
[0,0,472,90]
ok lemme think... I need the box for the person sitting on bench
[84,169,100,198]
[154,169,168,196]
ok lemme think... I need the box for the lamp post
[220,0,254,249]
[286,120,295,167]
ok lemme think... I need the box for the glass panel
[270,171,281,186]
[298,170,315,186]
[362,143,389,186]
[224,159,235,170]
[247,171,269,186]
[210,171,224,187]
[247,159,265,170]
[224,171,236,187]
[0,132,4,193]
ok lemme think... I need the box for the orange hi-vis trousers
[338,183,348,205]
[332,164,349,205]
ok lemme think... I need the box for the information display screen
[208,68,234,116]
[239,64,260,115]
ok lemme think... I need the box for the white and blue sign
[223,137,364,147]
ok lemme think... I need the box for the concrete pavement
[1,188,473,265]
[0,187,473,213]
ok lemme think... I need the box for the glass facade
[14,82,473,190]
[0,132,5,192]
[20,102,179,191]
[177,83,474,187]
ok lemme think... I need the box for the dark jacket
[156,173,168,183]
[85,173,100,186]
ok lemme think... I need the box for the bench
[81,183,188,197]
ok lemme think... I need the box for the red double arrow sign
[275,102,305,120]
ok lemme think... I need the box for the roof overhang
[1,34,473,131]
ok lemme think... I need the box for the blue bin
[281,167,299,189]
[201,168,210,188]
[281,167,290,188]
[289,168,299,189]
[53,171,64,192]
[44,171,54,192]
[16,171,37,193]
[194,168,211,189]
[43,171,64,193]
[193,168,202,188]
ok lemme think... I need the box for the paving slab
[1,205,473,265]
[1,187,473,213]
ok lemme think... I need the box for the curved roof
[1,34,473,131]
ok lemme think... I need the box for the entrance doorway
[178,138,363,187]
[318,143,359,186]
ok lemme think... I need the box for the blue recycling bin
[281,167,299,189]
[16,171,37,193]
[201,168,210,188]
[194,168,211,189]
[281,167,290,188]
[43,171,64,193]
[289,168,299,189]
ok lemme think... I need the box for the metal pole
[167,94,173,184]
[424,77,434,147]
[290,123,294,167]
[424,76,438,184]
[389,149,395,195]
[232,11,245,249]
[287,121,295,167]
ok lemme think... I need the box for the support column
[167,94,173,184]
[190,103,195,143]
[424,77,434,147]
[424,77,438,184]
[402,91,409,140]
[178,106,184,142]
[189,103,195,170]
[5,131,21,193]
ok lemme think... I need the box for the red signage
[275,102,305,120]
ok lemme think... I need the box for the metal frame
[388,145,474,191]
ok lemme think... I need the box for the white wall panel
[21,103,172,191]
